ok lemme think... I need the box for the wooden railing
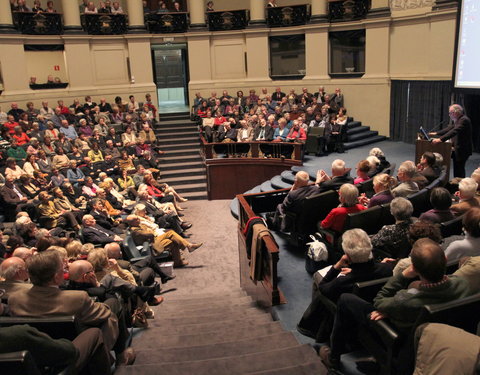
[13,11,63,34]
[145,12,189,33]
[237,192,287,307]
[81,14,127,35]
[207,9,250,31]
[266,4,311,27]
[328,0,371,22]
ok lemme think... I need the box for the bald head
[0,257,28,281]
[12,247,35,261]
[295,171,310,187]
[68,260,93,282]
[105,243,121,259]
[411,238,446,283]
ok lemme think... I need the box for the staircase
[344,117,386,150]
[155,112,208,200]
[116,288,327,375]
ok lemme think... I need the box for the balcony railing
[13,11,63,35]
[81,14,128,35]
[266,5,311,28]
[207,9,250,31]
[145,12,188,33]
[328,0,371,22]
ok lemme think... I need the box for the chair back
[122,235,143,260]
[0,316,77,341]
[357,178,374,198]
[382,162,396,176]
[380,203,396,226]
[407,188,432,217]
[440,216,463,238]
[353,277,390,303]
[0,351,41,375]
[296,189,339,235]
[345,205,383,235]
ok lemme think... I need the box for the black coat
[437,115,473,161]
[318,174,354,193]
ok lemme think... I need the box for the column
[188,0,206,29]
[0,0,15,33]
[61,0,83,33]
[249,0,265,27]
[368,0,391,18]
[310,0,328,23]
[127,0,146,32]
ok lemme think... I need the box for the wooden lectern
[415,139,452,182]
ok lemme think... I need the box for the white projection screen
[453,0,480,90]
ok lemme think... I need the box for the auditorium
[0,0,480,374]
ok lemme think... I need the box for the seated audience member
[354,159,371,185]
[7,141,27,163]
[51,168,67,187]
[38,191,81,231]
[321,183,366,233]
[371,197,414,259]
[297,229,393,341]
[18,174,41,200]
[81,214,123,245]
[315,159,354,193]
[359,173,396,208]
[273,171,319,231]
[22,154,40,177]
[444,207,480,261]
[319,238,471,371]
[366,155,381,177]
[66,160,86,188]
[12,125,30,146]
[419,187,455,224]
[126,215,201,267]
[0,175,36,220]
[0,256,31,298]
[52,147,71,173]
[8,249,136,365]
[417,151,440,183]
[451,177,480,216]
[391,161,419,197]
[369,147,390,175]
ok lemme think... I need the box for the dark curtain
[390,80,452,144]
[460,93,480,153]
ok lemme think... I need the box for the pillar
[0,0,15,33]
[127,0,146,32]
[61,0,83,33]
[250,0,265,27]
[368,0,391,18]
[188,0,206,29]
[310,0,328,23]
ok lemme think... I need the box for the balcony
[13,11,63,35]
[207,9,250,31]
[328,0,371,22]
[266,5,311,28]
[145,12,189,33]
[81,14,128,35]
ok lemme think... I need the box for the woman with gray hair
[321,184,366,233]
[371,197,414,259]
[297,228,392,341]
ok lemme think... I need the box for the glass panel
[269,35,306,79]
[329,30,366,76]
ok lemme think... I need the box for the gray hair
[398,161,416,178]
[390,197,413,221]
[459,177,478,199]
[339,183,359,207]
[341,229,372,263]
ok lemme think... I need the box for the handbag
[305,233,329,274]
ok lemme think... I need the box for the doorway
[152,43,190,114]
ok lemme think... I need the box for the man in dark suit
[254,119,275,157]
[271,87,286,102]
[316,159,354,193]
[430,104,473,178]
[82,214,123,245]
[0,175,36,220]
[273,171,321,231]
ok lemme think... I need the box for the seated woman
[444,207,480,261]
[360,173,396,208]
[5,157,24,179]
[66,160,86,188]
[82,176,100,198]
[18,174,41,200]
[37,191,81,231]
[88,142,104,163]
[202,110,215,142]
[12,126,30,146]
[23,154,41,178]
[329,107,347,153]
[419,187,455,224]
[371,197,415,259]
[369,147,390,175]
[354,160,371,185]
[321,183,366,233]
[297,228,393,341]
[117,150,136,173]
[52,187,84,223]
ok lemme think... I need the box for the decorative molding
[390,0,435,10]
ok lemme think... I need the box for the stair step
[157,119,196,126]
[160,142,200,151]
[181,191,208,200]
[162,167,205,178]
[116,345,318,374]
[163,289,246,301]
[161,161,205,171]
[133,332,298,364]
[158,138,199,146]
[246,361,327,375]
[156,128,199,135]
[347,120,362,129]
[162,175,207,185]
[136,321,284,349]
[270,175,292,189]
[159,295,254,312]
[260,180,275,192]
[347,130,379,142]
[281,170,296,184]
[230,197,239,219]
[162,148,200,157]
[174,183,207,193]
[157,132,199,140]
[344,135,387,150]
[347,125,370,135]
[159,154,202,163]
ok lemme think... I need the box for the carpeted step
[156,130,199,139]
[281,170,296,184]
[162,167,205,178]
[347,120,362,129]
[159,154,202,163]
[163,290,247,302]
[347,125,370,135]
[161,148,200,157]
[160,142,202,151]
[174,182,207,194]
[155,125,197,133]
[159,112,190,122]
[347,130,379,142]
[161,161,205,171]
[115,345,319,375]
[162,295,253,310]
[158,137,199,146]
[162,175,207,186]
[135,321,284,349]
[270,175,292,189]
[344,135,387,150]
[181,191,208,200]
[132,332,298,364]
[157,119,196,127]
[245,361,327,375]
[250,185,262,194]
[155,303,266,320]
[230,197,239,219]
[260,180,275,192]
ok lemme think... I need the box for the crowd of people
[0,93,204,372]
[192,86,346,157]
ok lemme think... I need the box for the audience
[419,187,455,224]
[444,207,480,261]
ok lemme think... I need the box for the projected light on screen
[454,0,480,89]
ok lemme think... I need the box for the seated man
[315,159,354,193]
[297,229,393,341]
[273,171,320,231]
[126,215,202,267]
[319,238,471,371]
[0,256,31,298]
[8,250,135,365]
[451,177,480,216]
[82,214,123,245]
[417,151,440,183]
[392,161,420,197]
